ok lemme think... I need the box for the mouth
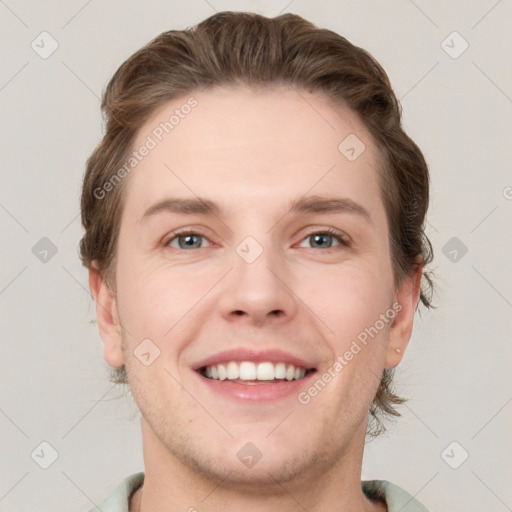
[198,361,316,385]
[191,347,318,401]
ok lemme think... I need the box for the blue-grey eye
[169,233,206,249]
[299,232,343,249]
[310,233,335,248]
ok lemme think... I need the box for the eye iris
[311,233,333,248]
[179,234,202,249]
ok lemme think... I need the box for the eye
[165,231,211,250]
[298,229,349,250]
[163,228,349,251]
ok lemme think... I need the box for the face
[91,86,419,486]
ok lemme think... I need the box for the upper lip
[192,347,317,371]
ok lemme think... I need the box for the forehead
[123,86,382,219]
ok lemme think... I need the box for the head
[81,11,433,482]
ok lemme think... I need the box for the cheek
[301,261,392,342]
[114,255,177,342]
[114,255,218,359]
[311,279,391,414]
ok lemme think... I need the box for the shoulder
[86,472,144,512]
[362,479,430,512]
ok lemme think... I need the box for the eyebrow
[140,194,371,224]
[289,195,371,223]
[141,197,221,222]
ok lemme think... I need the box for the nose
[218,239,298,327]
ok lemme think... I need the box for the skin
[89,86,421,512]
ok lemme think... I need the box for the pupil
[181,235,200,248]
[313,234,332,248]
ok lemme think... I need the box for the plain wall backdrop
[1,1,511,510]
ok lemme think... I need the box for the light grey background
[1,1,511,511]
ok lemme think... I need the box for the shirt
[88,472,429,511]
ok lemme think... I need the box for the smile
[200,361,313,382]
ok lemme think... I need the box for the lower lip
[194,370,317,402]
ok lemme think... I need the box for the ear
[384,266,423,369]
[88,263,125,368]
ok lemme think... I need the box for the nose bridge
[235,234,280,290]
[218,232,297,323]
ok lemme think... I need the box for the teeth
[202,361,308,382]
[226,361,239,379]
[217,364,227,381]
[239,361,257,380]
[274,362,286,379]
[257,362,275,380]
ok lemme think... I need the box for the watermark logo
[441,31,469,59]
[338,134,366,161]
[441,441,469,469]
[32,237,58,263]
[236,442,263,468]
[442,236,468,263]
[31,31,59,59]
[134,338,161,366]
[236,236,264,264]
[31,441,59,469]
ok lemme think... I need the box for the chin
[176,435,325,489]
[208,454,313,489]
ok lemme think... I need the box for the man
[81,11,433,512]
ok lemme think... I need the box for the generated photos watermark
[298,302,402,405]
[93,96,198,200]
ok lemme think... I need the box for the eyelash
[163,228,350,250]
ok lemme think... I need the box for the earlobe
[384,267,422,369]
[88,263,125,368]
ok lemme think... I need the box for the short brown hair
[80,11,434,437]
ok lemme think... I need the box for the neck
[130,417,384,512]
